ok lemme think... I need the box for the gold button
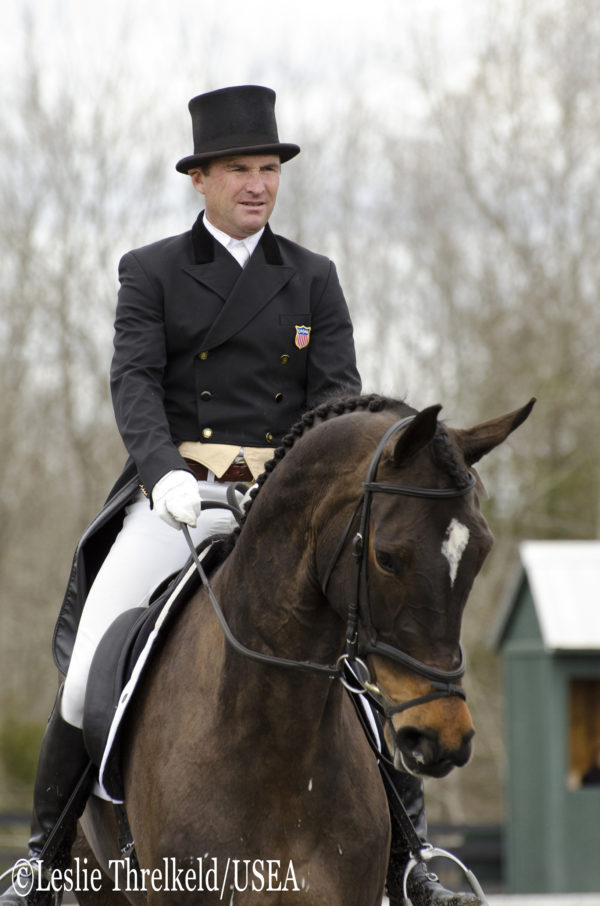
[274,392,283,402]
[280,354,289,364]
[265,432,274,443]
[202,427,213,439]
[198,351,208,360]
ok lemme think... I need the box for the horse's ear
[455,398,536,466]
[393,405,442,466]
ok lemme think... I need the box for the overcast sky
[2,0,486,115]
[0,0,505,248]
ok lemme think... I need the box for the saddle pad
[82,536,229,802]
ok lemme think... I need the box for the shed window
[568,678,600,788]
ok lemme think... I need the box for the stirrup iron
[0,858,61,906]
[402,843,488,906]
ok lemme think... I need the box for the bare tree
[381,0,600,821]
[0,14,178,720]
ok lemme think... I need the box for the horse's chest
[187,768,388,905]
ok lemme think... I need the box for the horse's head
[319,397,534,779]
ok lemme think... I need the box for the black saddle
[82,535,230,801]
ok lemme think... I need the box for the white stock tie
[228,239,250,268]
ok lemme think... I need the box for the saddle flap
[83,607,153,769]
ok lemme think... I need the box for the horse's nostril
[454,729,475,767]
[394,725,474,773]
[396,726,439,766]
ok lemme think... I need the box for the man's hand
[152,470,202,529]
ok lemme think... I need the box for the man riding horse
[1,85,478,906]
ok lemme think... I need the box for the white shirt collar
[202,213,264,263]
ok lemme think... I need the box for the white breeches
[61,482,240,728]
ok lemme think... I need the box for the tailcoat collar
[191,211,283,266]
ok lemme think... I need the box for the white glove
[152,470,202,530]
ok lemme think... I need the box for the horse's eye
[375,550,400,576]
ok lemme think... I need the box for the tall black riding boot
[385,772,481,906]
[0,688,93,906]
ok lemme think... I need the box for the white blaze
[441,519,470,587]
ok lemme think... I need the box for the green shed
[493,541,600,894]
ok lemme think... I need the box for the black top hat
[176,85,300,174]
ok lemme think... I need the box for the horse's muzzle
[391,724,475,778]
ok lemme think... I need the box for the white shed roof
[519,540,600,650]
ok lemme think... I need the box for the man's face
[190,154,281,239]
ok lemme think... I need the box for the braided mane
[223,394,390,549]
[224,392,470,552]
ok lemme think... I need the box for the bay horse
[74,393,534,906]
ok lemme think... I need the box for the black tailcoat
[53,215,361,672]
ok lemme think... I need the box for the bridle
[322,415,475,717]
[182,415,476,717]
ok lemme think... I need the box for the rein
[182,522,340,678]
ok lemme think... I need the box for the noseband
[182,415,475,716]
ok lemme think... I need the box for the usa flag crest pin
[294,325,311,349]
